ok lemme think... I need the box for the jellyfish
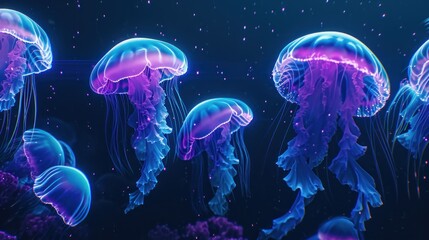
[22,128,65,179]
[260,32,389,239]
[387,39,429,192]
[2,128,74,185]
[33,165,91,227]
[90,38,188,213]
[0,9,52,149]
[177,98,253,216]
[308,217,359,240]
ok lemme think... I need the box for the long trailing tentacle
[329,109,382,230]
[261,62,342,239]
[105,94,134,176]
[125,70,172,213]
[205,125,238,216]
[396,102,429,196]
[258,191,306,240]
[329,70,382,231]
[0,37,33,155]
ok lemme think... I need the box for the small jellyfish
[388,39,429,193]
[90,38,188,213]
[33,165,91,227]
[177,98,253,215]
[260,32,389,239]
[0,9,52,149]
[22,128,65,179]
[308,217,359,240]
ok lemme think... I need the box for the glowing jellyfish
[0,9,52,151]
[22,128,64,179]
[308,217,359,240]
[0,8,51,110]
[388,39,429,192]
[90,38,188,213]
[33,165,91,227]
[177,98,253,215]
[260,32,389,239]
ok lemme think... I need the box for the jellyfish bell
[178,98,253,160]
[22,128,65,179]
[408,39,429,102]
[177,98,253,216]
[90,38,188,213]
[260,32,389,239]
[273,31,389,117]
[317,217,359,240]
[33,166,91,227]
[90,38,187,94]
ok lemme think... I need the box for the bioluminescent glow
[90,38,188,213]
[388,39,429,194]
[315,217,359,240]
[0,9,52,152]
[22,128,65,179]
[261,31,389,239]
[177,98,253,216]
[33,165,91,227]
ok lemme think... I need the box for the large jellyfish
[177,98,253,216]
[388,39,429,192]
[0,9,52,148]
[33,165,91,227]
[260,32,389,239]
[90,38,188,213]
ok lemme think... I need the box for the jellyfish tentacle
[329,71,382,230]
[329,109,382,231]
[397,103,429,160]
[1,38,27,110]
[258,191,305,240]
[267,63,343,239]
[205,125,238,216]
[279,63,345,199]
[125,70,171,213]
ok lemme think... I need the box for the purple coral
[207,217,245,240]
[0,231,16,240]
[184,217,245,240]
[20,213,88,239]
[0,170,20,207]
[148,216,246,240]
[148,225,180,240]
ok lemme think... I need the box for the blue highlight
[33,165,91,227]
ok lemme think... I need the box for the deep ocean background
[1,0,429,239]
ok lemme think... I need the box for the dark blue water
[1,1,428,239]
